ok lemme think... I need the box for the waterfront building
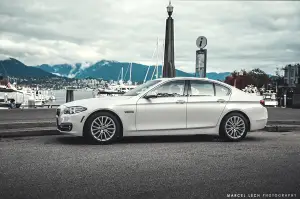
[283,64,300,87]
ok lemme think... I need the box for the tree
[273,67,285,86]
[224,68,271,89]
[247,68,270,88]
[231,70,238,78]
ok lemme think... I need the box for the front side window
[190,81,214,96]
[123,80,161,96]
[151,80,185,97]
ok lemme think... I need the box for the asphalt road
[0,132,299,199]
[0,107,300,123]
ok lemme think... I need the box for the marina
[0,82,291,109]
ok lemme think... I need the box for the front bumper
[57,122,73,131]
[56,110,86,136]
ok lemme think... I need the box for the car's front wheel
[219,113,249,141]
[84,112,121,144]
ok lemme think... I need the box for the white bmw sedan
[56,77,268,144]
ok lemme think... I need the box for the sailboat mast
[121,67,123,81]
[156,37,159,79]
[129,63,132,81]
[144,66,150,83]
[151,37,159,80]
[144,41,157,83]
[161,39,165,77]
[124,63,130,81]
[151,66,156,80]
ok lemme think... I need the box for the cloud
[0,0,299,74]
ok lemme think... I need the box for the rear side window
[190,81,214,96]
[215,84,230,96]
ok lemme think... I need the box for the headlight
[63,106,87,114]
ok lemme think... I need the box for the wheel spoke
[94,119,101,127]
[236,128,242,136]
[94,130,101,136]
[97,118,102,126]
[103,131,107,140]
[106,120,112,126]
[104,129,113,136]
[228,119,234,126]
[98,132,104,139]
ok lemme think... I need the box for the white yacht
[95,63,137,97]
[17,86,56,106]
[0,82,23,108]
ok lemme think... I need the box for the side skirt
[123,126,219,137]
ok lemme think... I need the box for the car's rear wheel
[84,112,121,144]
[219,112,248,141]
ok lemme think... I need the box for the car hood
[59,96,134,108]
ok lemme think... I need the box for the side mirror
[144,90,158,99]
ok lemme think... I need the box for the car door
[136,80,188,131]
[187,80,231,128]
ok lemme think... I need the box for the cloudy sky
[0,0,299,74]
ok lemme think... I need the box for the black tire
[219,112,249,141]
[84,112,121,144]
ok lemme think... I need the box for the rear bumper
[250,118,268,131]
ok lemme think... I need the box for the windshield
[123,80,162,96]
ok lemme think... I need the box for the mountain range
[0,58,55,78]
[0,58,231,82]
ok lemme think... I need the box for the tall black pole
[195,49,207,78]
[195,36,208,78]
[163,1,175,78]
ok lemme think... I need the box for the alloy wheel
[225,116,246,139]
[90,116,116,142]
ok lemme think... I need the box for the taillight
[260,100,265,106]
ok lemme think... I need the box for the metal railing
[20,104,60,109]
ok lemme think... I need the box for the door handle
[176,100,185,104]
[217,99,226,103]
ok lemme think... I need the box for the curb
[267,120,300,125]
[0,128,59,138]
[263,125,300,132]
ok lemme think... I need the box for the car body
[56,77,268,144]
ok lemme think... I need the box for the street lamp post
[163,1,175,78]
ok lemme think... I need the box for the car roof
[156,77,208,80]
[156,77,219,82]
[155,77,232,88]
